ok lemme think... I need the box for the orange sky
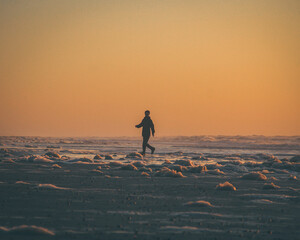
[0,0,299,136]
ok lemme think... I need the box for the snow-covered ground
[0,136,299,239]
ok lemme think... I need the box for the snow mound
[191,155,207,160]
[109,161,124,167]
[290,156,300,163]
[189,165,207,173]
[91,169,103,174]
[269,177,278,181]
[141,172,150,177]
[126,152,143,159]
[138,167,152,172]
[163,160,172,165]
[216,181,236,191]
[184,200,213,207]
[132,161,146,167]
[28,155,53,163]
[206,163,223,170]
[289,175,297,181]
[121,164,138,171]
[222,164,248,173]
[244,161,260,167]
[263,182,280,189]
[2,159,15,163]
[227,160,244,165]
[174,159,195,167]
[0,148,9,154]
[242,172,267,181]
[52,164,61,169]
[251,199,273,204]
[68,158,93,164]
[105,155,114,160]
[15,181,30,185]
[94,154,103,160]
[44,151,61,159]
[256,153,279,161]
[36,184,68,190]
[207,169,225,175]
[261,170,272,174]
[169,165,188,172]
[155,167,185,178]
[0,225,55,236]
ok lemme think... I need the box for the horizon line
[0,134,299,138]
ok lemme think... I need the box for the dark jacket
[136,116,155,137]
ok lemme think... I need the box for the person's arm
[135,119,144,128]
[150,119,155,136]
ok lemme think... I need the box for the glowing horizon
[0,0,299,137]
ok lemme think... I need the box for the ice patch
[251,199,274,204]
[216,182,236,191]
[15,181,30,185]
[241,193,295,200]
[160,226,200,231]
[0,225,55,236]
[36,184,69,190]
[184,200,214,207]
[263,182,280,189]
[91,169,103,174]
[1,159,15,163]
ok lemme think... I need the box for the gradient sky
[0,0,299,136]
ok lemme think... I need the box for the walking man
[135,110,155,156]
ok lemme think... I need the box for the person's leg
[146,137,155,154]
[142,135,150,155]
[146,142,154,150]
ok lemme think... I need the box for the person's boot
[151,147,155,154]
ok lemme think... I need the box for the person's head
[145,110,150,116]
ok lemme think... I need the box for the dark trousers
[142,135,154,154]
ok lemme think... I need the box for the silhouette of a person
[135,110,155,156]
